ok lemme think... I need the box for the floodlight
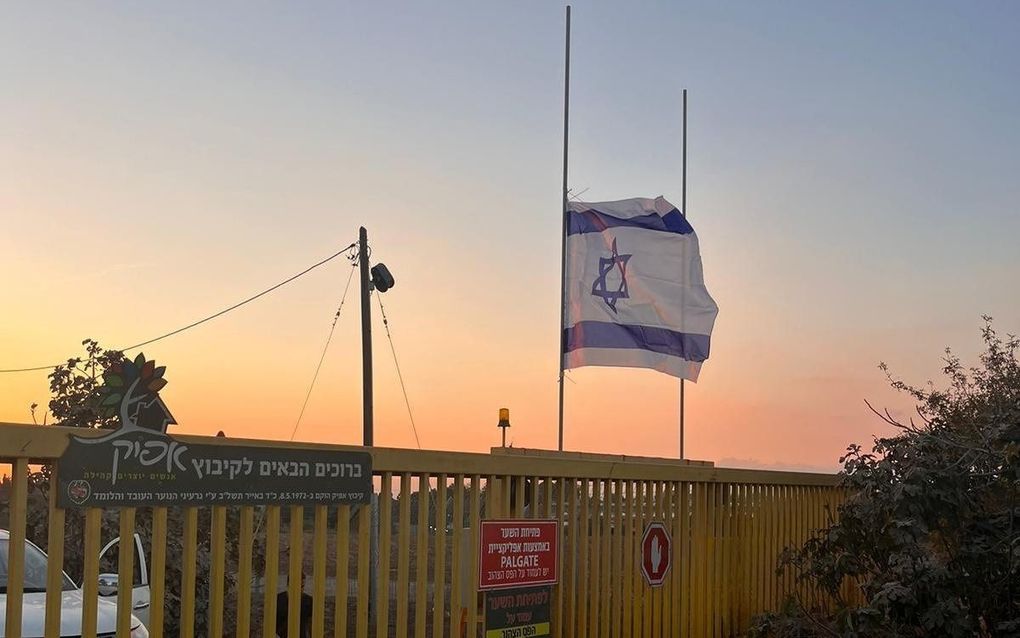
[371,263,395,293]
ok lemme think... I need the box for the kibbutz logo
[76,353,186,483]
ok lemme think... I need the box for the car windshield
[0,539,76,593]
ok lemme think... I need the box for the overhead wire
[254,249,358,540]
[288,259,358,441]
[375,291,422,449]
[0,243,357,373]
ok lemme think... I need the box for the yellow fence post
[414,474,429,638]
[612,480,624,638]
[641,481,652,638]
[599,479,612,638]
[209,506,226,638]
[466,476,481,637]
[553,478,566,638]
[82,507,102,638]
[5,459,28,638]
[334,504,351,638]
[658,481,669,638]
[578,477,590,638]
[693,483,706,637]
[377,472,393,638]
[590,479,602,637]
[565,478,577,638]
[262,506,281,638]
[116,507,137,638]
[648,481,658,638]
[622,481,634,638]
[433,474,448,638]
[356,501,372,638]
[45,466,66,638]
[396,473,412,636]
[449,475,464,638]
[287,505,304,638]
[312,505,328,638]
[180,507,198,638]
[236,506,254,638]
[670,481,682,637]
[151,506,168,638]
[721,484,731,637]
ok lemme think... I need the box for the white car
[0,530,148,638]
[96,533,150,631]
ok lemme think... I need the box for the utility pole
[359,226,373,447]
[358,226,378,626]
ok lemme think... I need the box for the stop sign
[640,522,671,587]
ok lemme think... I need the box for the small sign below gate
[641,521,672,587]
[485,585,551,638]
[479,519,559,590]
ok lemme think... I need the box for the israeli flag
[563,196,718,381]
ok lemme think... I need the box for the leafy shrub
[752,319,1019,637]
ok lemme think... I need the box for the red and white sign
[640,521,672,587]
[479,519,559,591]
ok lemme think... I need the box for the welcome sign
[57,354,372,508]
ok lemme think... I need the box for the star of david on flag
[591,238,631,313]
[563,196,719,381]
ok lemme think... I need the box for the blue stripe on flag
[567,207,693,236]
[563,321,710,362]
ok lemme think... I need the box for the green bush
[751,319,1020,637]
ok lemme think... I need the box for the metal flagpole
[679,88,687,460]
[557,5,571,452]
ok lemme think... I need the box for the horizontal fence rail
[0,422,849,638]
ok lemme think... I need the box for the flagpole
[679,88,687,460]
[557,5,571,452]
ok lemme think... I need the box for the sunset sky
[2,2,1018,471]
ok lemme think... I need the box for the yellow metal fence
[0,423,846,637]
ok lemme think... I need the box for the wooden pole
[358,226,378,625]
[360,226,374,447]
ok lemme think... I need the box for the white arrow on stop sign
[641,521,672,587]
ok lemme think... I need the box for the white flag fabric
[563,196,718,381]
